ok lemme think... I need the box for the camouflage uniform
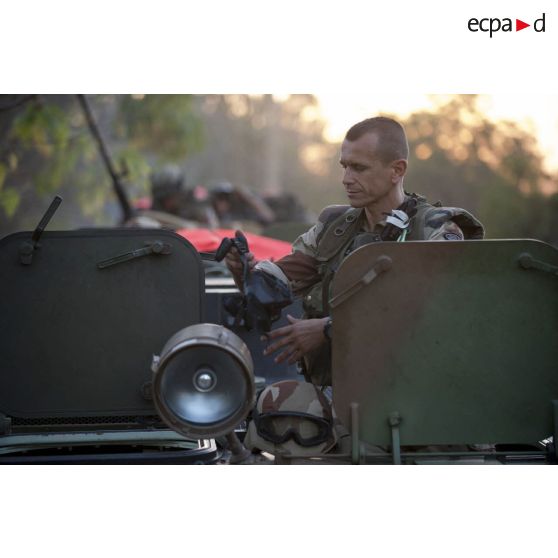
[274,193,485,385]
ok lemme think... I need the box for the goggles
[252,409,333,447]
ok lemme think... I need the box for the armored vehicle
[0,196,303,464]
[1,194,557,465]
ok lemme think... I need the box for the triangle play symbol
[516,19,530,31]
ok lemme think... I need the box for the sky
[315,93,558,172]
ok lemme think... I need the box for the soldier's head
[210,181,235,218]
[340,117,408,209]
[150,165,185,214]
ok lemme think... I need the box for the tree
[400,95,557,245]
[0,94,203,235]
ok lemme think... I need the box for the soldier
[150,165,186,215]
[210,181,276,228]
[226,116,484,385]
[150,165,219,226]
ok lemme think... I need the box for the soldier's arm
[231,205,347,298]
[275,206,349,295]
[224,228,319,292]
[422,206,485,241]
[223,226,320,292]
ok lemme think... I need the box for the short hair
[345,117,409,164]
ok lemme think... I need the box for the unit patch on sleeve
[443,232,462,240]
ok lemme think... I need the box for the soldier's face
[340,132,395,208]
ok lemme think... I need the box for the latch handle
[518,253,558,277]
[97,241,171,269]
[329,255,392,309]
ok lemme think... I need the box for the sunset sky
[315,93,558,172]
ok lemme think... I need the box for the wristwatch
[323,318,332,341]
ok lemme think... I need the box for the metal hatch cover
[0,228,204,422]
[331,239,558,447]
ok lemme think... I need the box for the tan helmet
[244,380,337,456]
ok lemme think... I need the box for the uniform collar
[361,193,414,232]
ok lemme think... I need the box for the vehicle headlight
[151,324,255,439]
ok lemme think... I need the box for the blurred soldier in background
[226,116,485,386]
[152,165,219,226]
[150,165,186,215]
[130,167,281,232]
[132,165,219,228]
[210,181,275,228]
[263,192,314,223]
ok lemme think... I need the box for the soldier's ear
[391,159,407,181]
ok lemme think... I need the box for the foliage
[118,95,204,160]
[400,96,557,244]
[0,94,203,234]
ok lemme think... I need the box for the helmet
[244,380,337,456]
[150,165,185,200]
[210,180,235,196]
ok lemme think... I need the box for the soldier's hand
[262,315,329,365]
[224,246,256,289]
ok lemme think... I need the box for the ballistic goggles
[252,409,333,447]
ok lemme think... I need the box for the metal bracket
[350,402,361,464]
[226,431,254,464]
[329,255,392,309]
[0,413,12,436]
[518,253,558,277]
[97,241,172,269]
[19,195,62,265]
[19,241,34,265]
[389,412,402,465]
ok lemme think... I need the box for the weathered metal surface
[0,228,203,421]
[332,239,558,446]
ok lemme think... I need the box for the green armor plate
[0,228,203,424]
[331,239,558,446]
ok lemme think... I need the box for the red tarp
[176,228,292,261]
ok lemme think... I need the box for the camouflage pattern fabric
[244,380,338,456]
[290,197,484,261]
[413,204,484,241]
[284,195,484,318]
